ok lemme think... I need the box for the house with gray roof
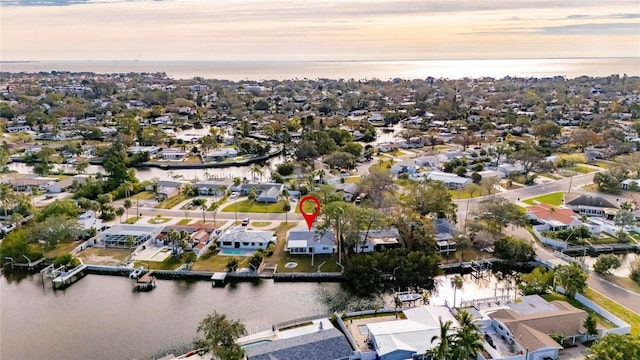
[355,227,400,253]
[100,224,163,248]
[286,229,335,255]
[216,227,276,250]
[564,193,619,218]
[245,328,353,360]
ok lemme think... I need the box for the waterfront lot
[77,247,131,266]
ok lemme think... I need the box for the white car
[230,192,239,199]
[241,218,250,226]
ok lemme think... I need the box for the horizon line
[2,56,640,64]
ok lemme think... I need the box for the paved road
[587,275,640,314]
[455,172,597,228]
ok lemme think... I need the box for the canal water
[7,124,404,182]
[0,267,518,360]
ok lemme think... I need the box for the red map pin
[298,195,321,231]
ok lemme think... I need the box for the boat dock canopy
[211,272,227,282]
[137,271,155,284]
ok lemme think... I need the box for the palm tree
[167,229,180,250]
[427,317,455,360]
[201,203,207,223]
[394,296,403,317]
[451,274,464,308]
[116,206,125,223]
[123,199,132,221]
[453,311,484,360]
[280,189,290,223]
[316,169,326,184]
[0,184,16,218]
[249,164,263,183]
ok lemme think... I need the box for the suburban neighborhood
[1,71,640,360]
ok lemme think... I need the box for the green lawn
[191,251,251,272]
[124,216,141,224]
[221,199,287,213]
[450,189,484,200]
[394,178,415,188]
[176,218,192,225]
[155,194,190,209]
[559,153,586,164]
[541,293,615,330]
[540,173,561,180]
[369,160,393,174]
[30,241,81,260]
[344,176,362,184]
[131,191,155,200]
[574,164,596,173]
[522,192,564,206]
[148,217,171,224]
[584,288,640,335]
[593,160,614,169]
[294,200,318,214]
[134,256,186,271]
[251,221,272,227]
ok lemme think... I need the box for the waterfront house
[195,179,232,196]
[564,193,619,218]
[366,305,460,360]
[256,183,284,203]
[161,149,188,160]
[202,148,238,162]
[156,187,180,201]
[216,226,276,250]
[488,295,587,360]
[245,328,353,360]
[286,229,335,255]
[48,175,89,193]
[354,227,400,253]
[101,224,162,248]
[526,204,582,230]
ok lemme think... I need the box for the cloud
[567,13,640,20]
[542,22,640,35]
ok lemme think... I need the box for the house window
[222,241,232,246]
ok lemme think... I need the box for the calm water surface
[2,58,638,80]
[0,268,518,360]
[0,273,339,360]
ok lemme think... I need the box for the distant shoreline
[2,58,638,81]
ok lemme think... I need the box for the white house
[202,148,238,162]
[286,229,335,254]
[101,224,163,248]
[7,125,31,133]
[354,228,400,253]
[161,149,188,160]
[425,171,471,189]
[367,306,459,360]
[217,227,276,250]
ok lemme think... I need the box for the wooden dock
[134,271,156,291]
[52,264,88,290]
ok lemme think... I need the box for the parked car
[241,218,250,226]
[230,192,239,199]
[484,333,496,349]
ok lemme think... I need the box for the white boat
[128,266,144,279]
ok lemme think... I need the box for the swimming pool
[218,248,253,256]
[241,340,272,349]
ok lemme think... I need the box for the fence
[556,287,631,336]
[532,225,567,249]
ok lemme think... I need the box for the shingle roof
[565,194,619,209]
[245,328,353,360]
[526,204,578,225]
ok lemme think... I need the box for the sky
[1,0,639,61]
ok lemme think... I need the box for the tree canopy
[194,311,246,360]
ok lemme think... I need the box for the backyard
[155,194,190,209]
[221,199,287,213]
